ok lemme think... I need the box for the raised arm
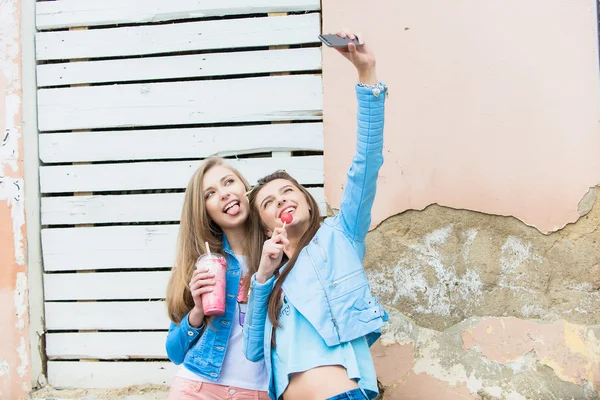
[332,32,387,243]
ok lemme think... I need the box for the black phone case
[318,34,361,48]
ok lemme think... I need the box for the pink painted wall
[322,0,600,233]
[0,1,31,399]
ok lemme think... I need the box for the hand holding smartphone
[318,34,363,48]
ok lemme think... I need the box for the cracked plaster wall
[322,0,600,398]
[364,189,600,399]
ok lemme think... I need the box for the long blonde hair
[166,157,264,324]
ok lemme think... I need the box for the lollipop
[280,212,293,229]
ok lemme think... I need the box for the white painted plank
[37,75,322,131]
[46,332,167,360]
[47,361,175,388]
[36,13,320,60]
[45,301,169,330]
[39,155,324,193]
[41,193,184,225]
[39,122,323,163]
[42,225,178,271]
[44,271,170,300]
[37,0,321,30]
[41,188,326,225]
[37,47,322,87]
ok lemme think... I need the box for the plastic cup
[195,253,227,316]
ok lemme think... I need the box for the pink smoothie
[196,253,227,316]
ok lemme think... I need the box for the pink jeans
[168,377,270,400]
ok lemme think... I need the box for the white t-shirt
[177,255,269,391]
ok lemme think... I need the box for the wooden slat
[36,13,320,60]
[37,47,321,87]
[41,193,184,225]
[47,361,175,388]
[39,155,324,193]
[42,225,178,272]
[45,301,169,330]
[46,332,167,360]
[44,271,170,300]
[39,122,323,163]
[37,0,321,30]
[41,188,326,225]
[37,75,322,131]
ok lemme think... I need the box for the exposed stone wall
[367,188,600,399]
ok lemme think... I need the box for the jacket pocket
[352,296,385,323]
[330,269,367,300]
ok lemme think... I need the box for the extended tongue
[225,203,240,216]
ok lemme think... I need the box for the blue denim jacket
[165,237,245,380]
[243,84,388,399]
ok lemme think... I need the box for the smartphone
[318,34,362,48]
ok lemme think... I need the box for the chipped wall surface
[0,0,31,399]
[322,0,600,233]
[364,189,600,398]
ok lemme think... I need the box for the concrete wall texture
[323,0,600,398]
[0,0,31,399]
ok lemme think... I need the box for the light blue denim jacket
[243,84,388,399]
[165,237,247,380]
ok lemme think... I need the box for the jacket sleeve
[336,84,386,245]
[243,274,275,362]
[165,313,205,365]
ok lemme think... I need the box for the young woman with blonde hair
[165,157,269,399]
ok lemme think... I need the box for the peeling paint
[520,305,546,318]
[0,0,25,268]
[0,360,8,377]
[578,187,597,217]
[460,228,478,261]
[374,309,599,399]
[499,236,542,291]
[0,1,30,398]
[0,177,25,265]
[367,225,484,318]
[16,337,28,378]
[462,317,599,389]
[14,272,26,329]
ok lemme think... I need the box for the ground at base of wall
[29,385,169,400]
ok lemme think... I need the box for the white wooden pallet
[36,1,324,388]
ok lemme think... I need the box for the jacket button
[210,372,218,378]
[220,320,230,326]
[187,331,194,336]
[227,294,234,298]
[215,346,224,351]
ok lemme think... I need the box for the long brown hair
[246,171,321,334]
[166,157,262,324]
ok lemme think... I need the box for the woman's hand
[332,29,377,85]
[255,227,290,284]
[188,268,216,327]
